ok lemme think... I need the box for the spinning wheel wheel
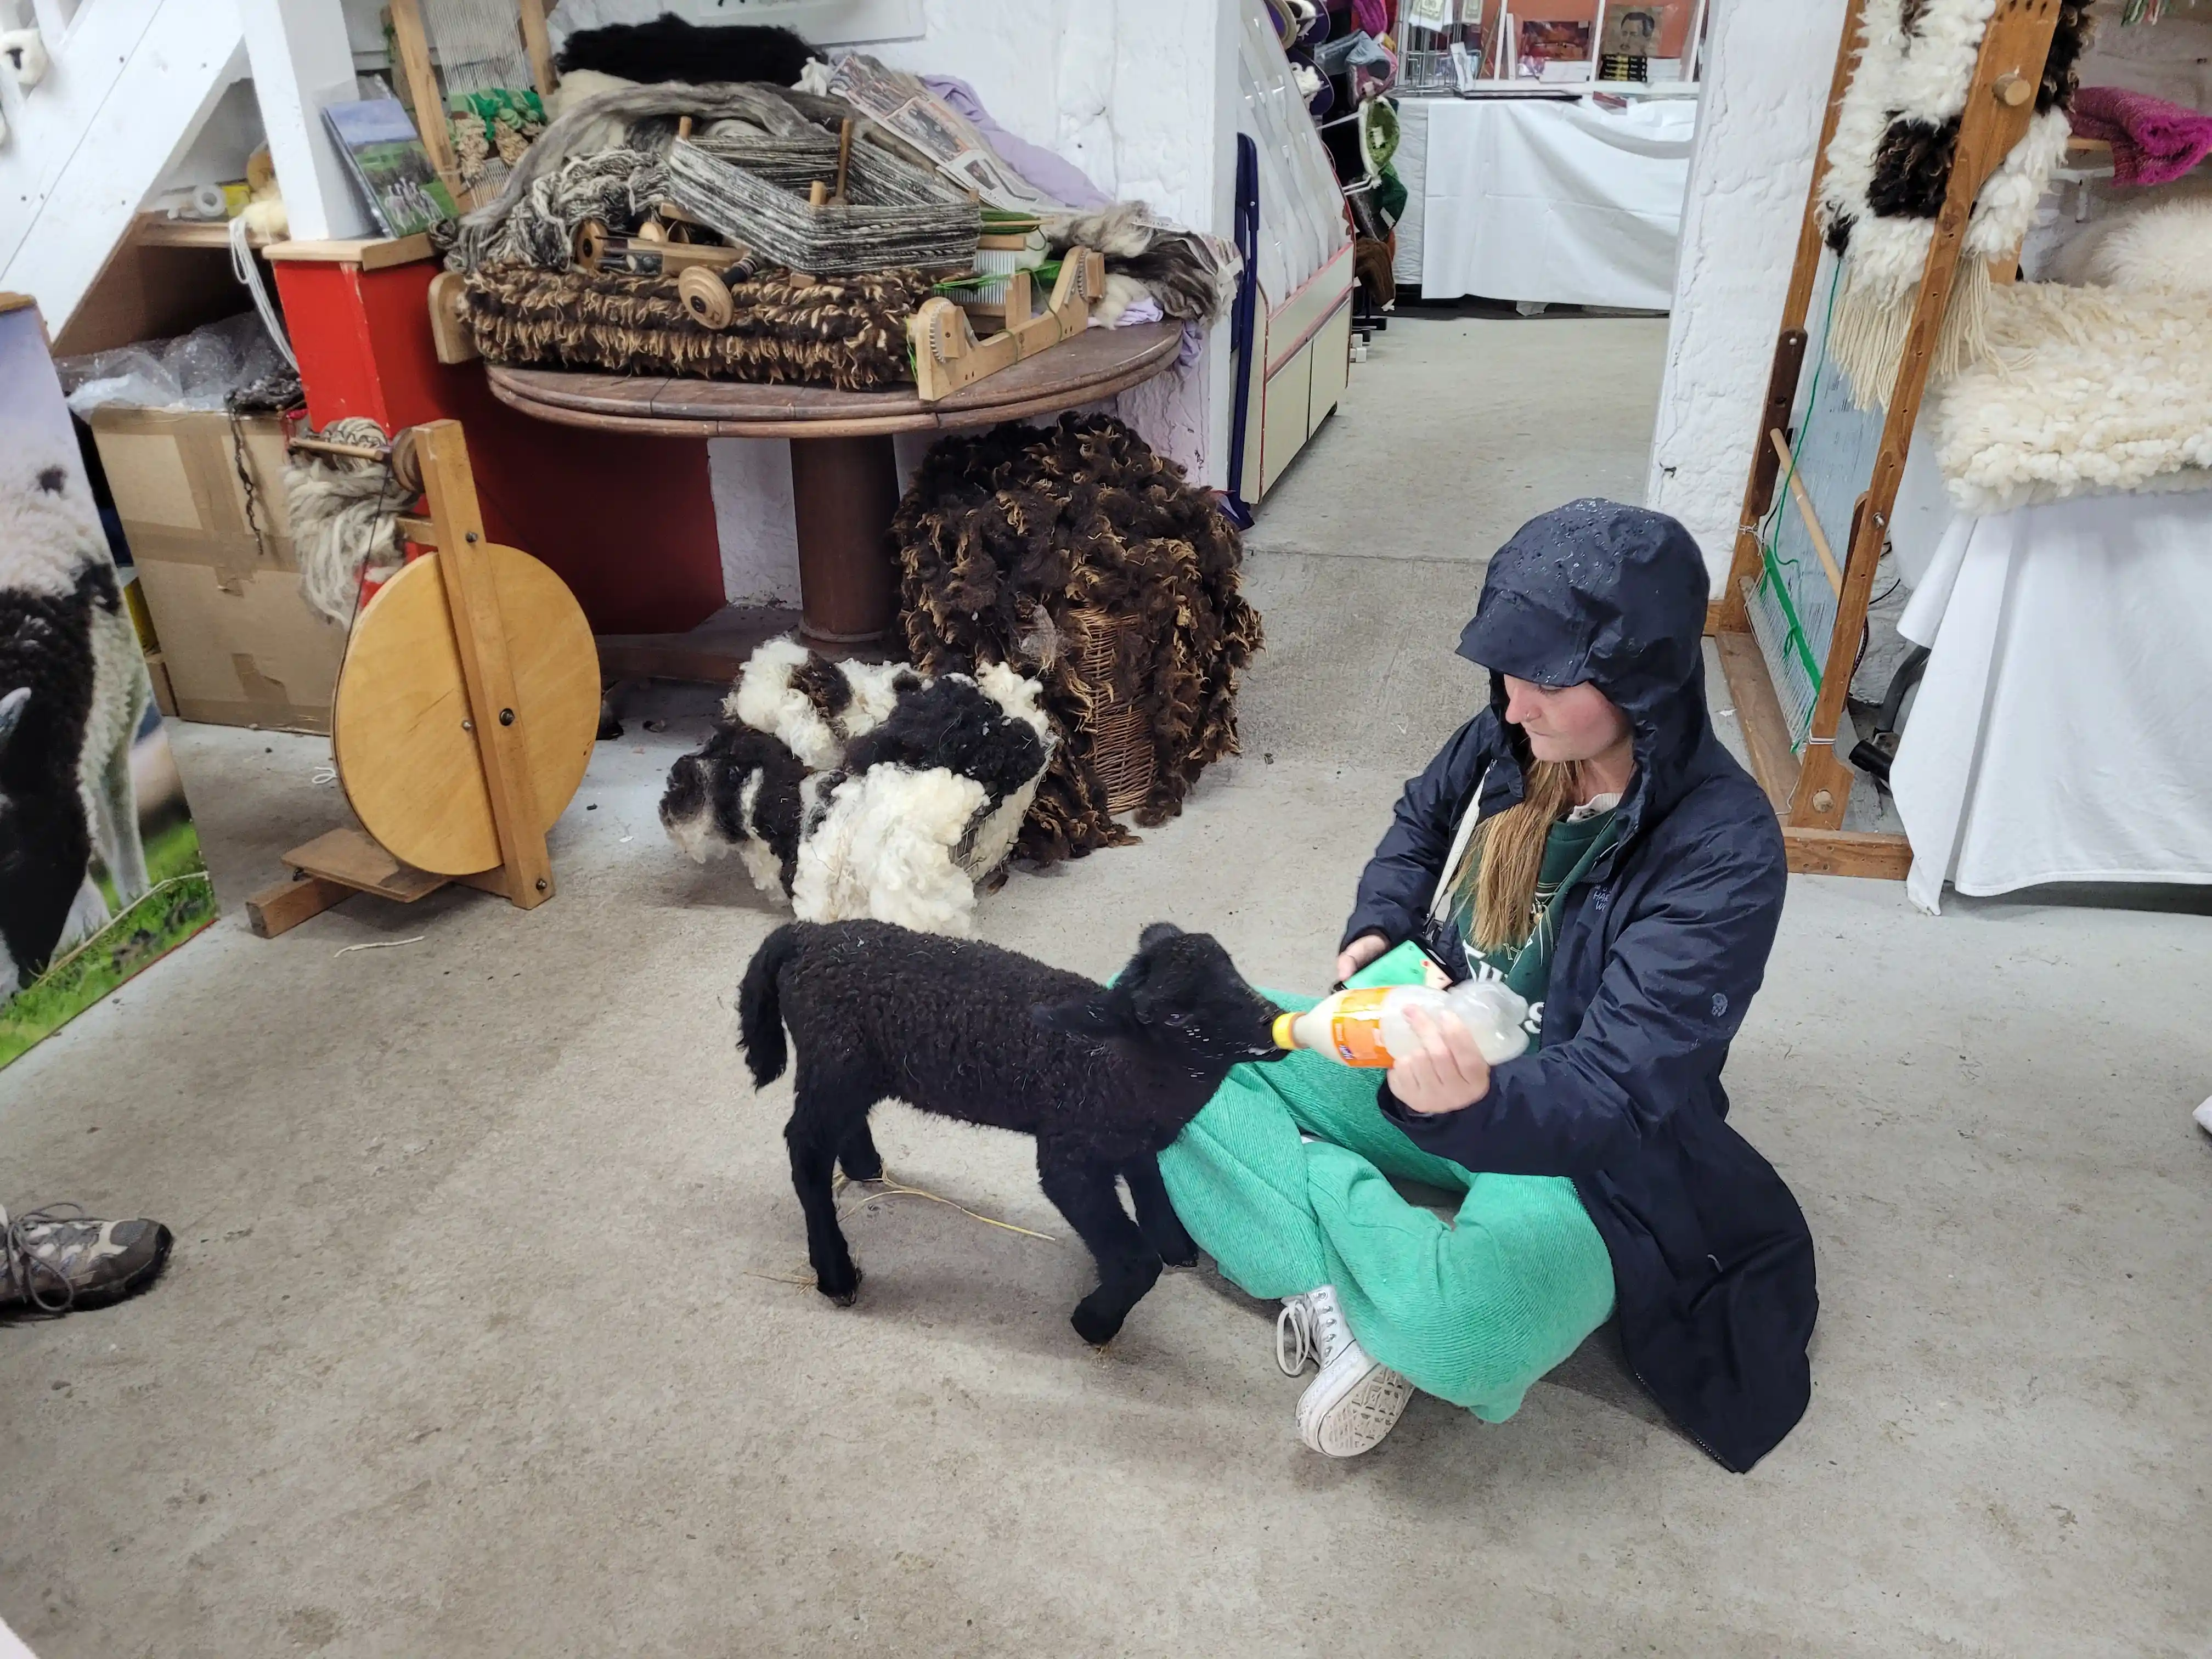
[246,419,601,936]
[334,545,597,874]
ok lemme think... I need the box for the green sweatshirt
[1439,796,1620,1048]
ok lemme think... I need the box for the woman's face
[1501,676,1632,764]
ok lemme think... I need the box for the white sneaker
[1276,1285,1414,1457]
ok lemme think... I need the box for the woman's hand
[1335,932,1389,984]
[1389,1005,1494,1117]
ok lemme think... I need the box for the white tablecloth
[1396,94,1696,309]
[1889,488,2212,913]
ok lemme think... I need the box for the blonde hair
[1468,760,1578,953]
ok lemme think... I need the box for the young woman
[1159,500,1818,1470]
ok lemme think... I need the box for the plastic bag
[58,312,287,417]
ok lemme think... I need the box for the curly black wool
[890,414,1262,865]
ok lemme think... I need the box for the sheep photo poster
[0,297,217,1067]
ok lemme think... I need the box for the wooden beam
[415,421,555,908]
[1784,827,1914,880]
[263,233,435,270]
[387,0,459,189]
[246,873,353,938]
[285,827,447,902]
[1716,627,1800,817]
[236,0,376,241]
[516,0,557,99]
[1768,428,1844,596]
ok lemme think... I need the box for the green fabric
[1441,808,1618,1048]
[1159,994,1616,1422]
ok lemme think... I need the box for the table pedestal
[790,434,901,645]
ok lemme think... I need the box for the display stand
[1709,0,2063,879]
[246,420,599,937]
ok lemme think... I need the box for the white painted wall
[1645,0,1849,582]
[713,0,1235,605]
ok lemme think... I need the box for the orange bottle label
[1328,988,1396,1067]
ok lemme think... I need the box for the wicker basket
[1072,608,1155,816]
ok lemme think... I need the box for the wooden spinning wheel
[247,420,599,937]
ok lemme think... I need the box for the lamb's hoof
[839,1155,884,1183]
[1145,1221,1199,1268]
[816,1267,862,1307]
[1071,1295,1129,1348]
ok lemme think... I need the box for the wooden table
[484,321,1183,671]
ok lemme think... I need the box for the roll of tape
[187,183,227,220]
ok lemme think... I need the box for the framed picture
[1518,18,1593,63]
[1601,4,1666,55]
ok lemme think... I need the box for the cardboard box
[91,407,347,733]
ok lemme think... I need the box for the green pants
[1158,1001,1616,1421]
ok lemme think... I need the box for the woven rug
[462,263,936,390]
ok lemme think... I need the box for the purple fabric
[919,75,1110,209]
[2072,86,2212,188]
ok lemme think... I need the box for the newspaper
[827,55,1075,215]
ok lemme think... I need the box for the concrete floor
[3,315,2208,1658]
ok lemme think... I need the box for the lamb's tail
[738,924,804,1087]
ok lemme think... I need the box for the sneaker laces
[2,1203,88,1314]
[1276,1286,1351,1377]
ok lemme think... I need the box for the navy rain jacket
[1347,499,1816,1472]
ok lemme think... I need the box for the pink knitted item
[2071,86,2212,187]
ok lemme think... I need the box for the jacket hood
[1457,499,1715,832]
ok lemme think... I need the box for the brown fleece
[890,414,1262,864]
[463,262,936,390]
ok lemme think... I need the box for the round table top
[484,320,1184,439]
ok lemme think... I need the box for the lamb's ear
[0,686,30,755]
[1031,994,1122,1037]
[1137,922,1183,950]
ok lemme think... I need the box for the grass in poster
[0,821,218,1068]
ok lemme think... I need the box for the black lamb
[739,918,1284,1345]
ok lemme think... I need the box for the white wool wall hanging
[1818,0,2091,407]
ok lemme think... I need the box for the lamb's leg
[838,1116,884,1183]
[1037,1149,1162,1347]
[786,1079,862,1305]
[99,738,149,905]
[1122,1154,1197,1268]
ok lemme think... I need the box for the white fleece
[1937,275,2212,513]
[728,637,912,770]
[791,767,986,935]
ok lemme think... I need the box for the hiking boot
[1277,1284,1413,1457]
[1,1203,173,1314]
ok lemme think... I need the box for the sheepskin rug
[1936,196,2212,514]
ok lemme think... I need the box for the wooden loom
[386,0,557,204]
[246,420,599,938]
[1709,0,2064,880]
[909,249,1108,403]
